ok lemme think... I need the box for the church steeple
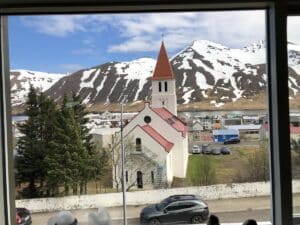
[152,41,174,80]
[151,42,177,115]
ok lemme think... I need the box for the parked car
[221,147,231,155]
[140,194,209,225]
[224,137,240,145]
[202,144,211,154]
[211,147,221,155]
[16,208,32,225]
[191,145,201,154]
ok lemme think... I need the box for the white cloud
[21,11,267,52]
[288,17,300,45]
[106,11,266,53]
[21,15,99,37]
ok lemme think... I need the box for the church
[116,42,189,189]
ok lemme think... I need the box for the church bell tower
[151,42,177,116]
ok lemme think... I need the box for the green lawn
[176,145,260,187]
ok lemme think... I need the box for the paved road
[32,194,300,225]
[31,195,289,225]
[34,209,272,225]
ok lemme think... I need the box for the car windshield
[156,200,170,211]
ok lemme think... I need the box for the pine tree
[15,85,41,197]
[15,86,58,197]
[36,92,58,196]
[71,94,100,194]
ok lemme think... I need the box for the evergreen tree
[71,94,100,194]
[15,85,40,197]
[17,89,108,197]
[36,92,57,196]
[15,86,57,197]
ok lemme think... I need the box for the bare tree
[246,139,269,182]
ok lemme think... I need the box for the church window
[159,82,162,92]
[125,171,128,182]
[137,171,143,188]
[165,81,168,92]
[151,171,154,184]
[136,138,142,151]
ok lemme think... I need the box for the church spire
[152,41,174,80]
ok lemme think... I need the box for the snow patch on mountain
[12,40,300,109]
[80,68,98,90]
[10,69,66,106]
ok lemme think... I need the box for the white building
[114,42,188,189]
[91,127,120,149]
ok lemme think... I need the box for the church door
[137,171,143,188]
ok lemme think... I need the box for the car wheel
[191,215,203,224]
[148,218,161,225]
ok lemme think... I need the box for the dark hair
[207,214,220,225]
[243,219,258,225]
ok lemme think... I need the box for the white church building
[115,42,188,189]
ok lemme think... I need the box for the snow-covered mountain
[46,58,156,105]
[11,40,300,108]
[10,70,66,106]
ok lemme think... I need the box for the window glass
[9,10,269,225]
[288,16,300,217]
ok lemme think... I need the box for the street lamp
[120,95,128,225]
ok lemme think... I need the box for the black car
[224,137,240,145]
[16,208,32,225]
[140,194,209,225]
[221,147,231,155]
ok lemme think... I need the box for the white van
[191,145,201,154]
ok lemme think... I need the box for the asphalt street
[31,194,300,225]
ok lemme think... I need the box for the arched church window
[136,138,142,151]
[159,82,162,92]
[165,81,168,92]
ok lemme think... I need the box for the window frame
[0,1,293,225]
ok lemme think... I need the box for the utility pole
[120,95,128,225]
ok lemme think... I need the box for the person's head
[88,207,112,225]
[207,214,220,225]
[243,219,258,225]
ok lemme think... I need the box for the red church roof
[263,123,300,134]
[152,41,175,80]
[152,107,188,137]
[141,125,174,152]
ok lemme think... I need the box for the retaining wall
[16,180,300,213]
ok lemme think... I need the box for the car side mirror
[163,209,168,214]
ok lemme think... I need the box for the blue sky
[9,11,269,74]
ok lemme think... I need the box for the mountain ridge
[10,40,300,112]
